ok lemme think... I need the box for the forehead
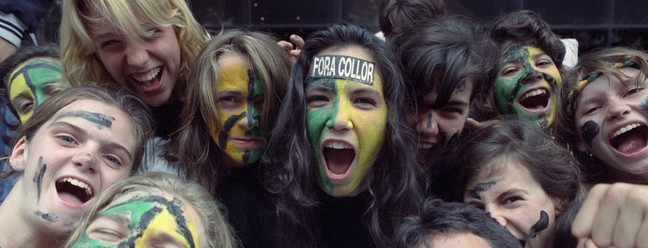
[499,45,545,63]
[311,45,383,90]
[579,67,641,98]
[470,157,533,185]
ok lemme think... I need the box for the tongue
[325,148,354,175]
[59,192,84,206]
[617,133,647,154]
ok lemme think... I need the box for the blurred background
[41,0,648,55]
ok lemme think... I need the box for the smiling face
[208,54,265,167]
[72,190,203,248]
[463,157,558,248]
[9,99,137,232]
[88,13,181,107]
[411,81,473,168]
[306,46,388,197]
[493,45,562,127]
[7,58,63,123]
[574,67,648,179]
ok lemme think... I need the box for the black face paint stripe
[467,179,501,200]
[56,111,114,128]
[529,210,549,238]
[580,121,600,147]
[34,211,58,222]
[32,157,46,200]
[246,69,256,128]
[218,112,246,149]
[427,113,433,129]
[641,97,648,112]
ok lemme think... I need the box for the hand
[277,34,304,64]
[0,38,17,63]
[572,183,648,248]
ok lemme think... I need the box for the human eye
[143,28,162,40]
[500,66,519,77]
[583,105,600,115]
[91,228,125,242]
[217,94,242,109]
[103,155,124,168]
[16,101,34,115]
[306,91,331,108]
[353,97,378,110]
[536,58,554,67]
[501,196,524,206]
[442,107,463,114]
[56,134,78,145]
[624,87,645,97]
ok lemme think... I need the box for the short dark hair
[394,198,521,248]
[378,0,446,41]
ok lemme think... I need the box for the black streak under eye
[580,121,600,147]
[641,97,648,112]
[32,157,46,200]
[529,210,549,238]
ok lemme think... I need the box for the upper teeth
[612,123,642,139]
[132,67,161,82]
[419,143,435,149]
[63,178,93,196]
[325,142,351,149]
[522,89,547,100]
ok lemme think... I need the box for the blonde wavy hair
[60,0,208,102]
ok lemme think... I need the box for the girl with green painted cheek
[493,45,562,127]
[305,69,387,197]
[208,54,265,166]
[8,59,64,123]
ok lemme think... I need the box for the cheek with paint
[209,64,266,166]
[641,96,648,113]
[580,120,600,148]
[8,60,63,123]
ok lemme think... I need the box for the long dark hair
[263,23,422,247]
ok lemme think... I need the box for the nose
[606,98,631,121]
[417,110,439,137]
[327,102,353,131]
[236,110,260,130]
[522,70,543,84]
[73,151,98,174]
[485,206,507,227]
[125,42,149,67]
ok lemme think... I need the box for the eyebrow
[350,87,381,97]
[97,213,131,227]
[54,110,115,128]
[496,188,529,201]
[49,121,133,162]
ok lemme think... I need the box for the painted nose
[237,110,260,130]
[417,110,439,137]
[329,102,353,131]
[73,151,98,174]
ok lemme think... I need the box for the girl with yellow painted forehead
[264,23,422,248]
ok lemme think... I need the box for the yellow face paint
[208,55,265,166]
[306,62,387,196]
[8,59,63,123]
[73,192,202,248]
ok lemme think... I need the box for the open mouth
[418,142,437,150]
[56,177,94,207]
[610,123,648,155]
[129,66,163,92]
[323,141,356,175]
[231,138,264,150]
[517,88,550,112]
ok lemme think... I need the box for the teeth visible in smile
[419,143,435,149]
[522,89,547,100]
[612,123,642,138]
[325,142,351,149]
[132,67,161,82]
[62,178,93,196]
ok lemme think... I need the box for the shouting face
[493,45,562,128]
[306,46,387,196]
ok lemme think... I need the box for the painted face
[9,99,137,233]
[208,54,265,166]
[493,45,562,127]
[72,190,202,248]
[411,81,473,169]
[306,47,388,197]
[574,67,648,178]
[89,14,181,107]
[7,58,63,123]
[464,157,558,248]
[418,232,493,248]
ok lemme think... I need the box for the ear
[9,136,28,171]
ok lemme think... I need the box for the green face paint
[72,194,201,248]
[8,58,63,123]
[306,78,339,194]
[209,55,266,166]
[493,45,562,127]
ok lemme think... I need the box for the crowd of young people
[2,0,648,247]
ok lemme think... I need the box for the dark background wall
[37,0,648,55]
[190,0,648,55]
